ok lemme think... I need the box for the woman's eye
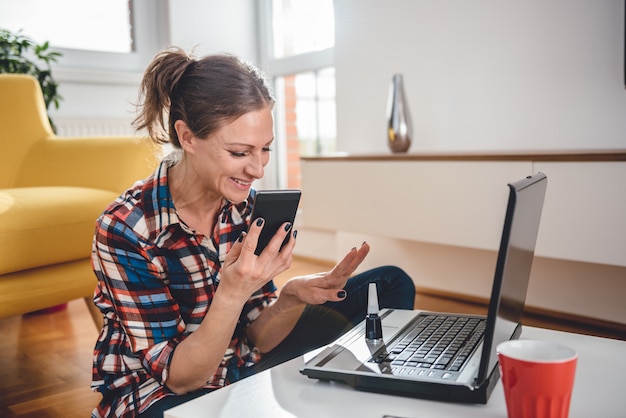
[229,151,248,157]
[229,148,271,157]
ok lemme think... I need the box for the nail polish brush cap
[367,282,379,315]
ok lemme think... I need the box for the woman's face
[181,105,275,204]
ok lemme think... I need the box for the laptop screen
[477,173,547,382]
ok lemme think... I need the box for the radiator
[53,117,135,137]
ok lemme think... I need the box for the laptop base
[300,308,502,404]
[302,360,499,404]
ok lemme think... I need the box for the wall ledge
[302,149,626,162]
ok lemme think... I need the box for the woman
[91,48,415,417]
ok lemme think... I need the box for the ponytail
[132,47,194,146]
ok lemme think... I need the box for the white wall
[168,0,258,60]
[334,0,626,153]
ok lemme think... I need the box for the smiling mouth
[232,178,253,186]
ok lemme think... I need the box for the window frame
[49,0,169,84]
[256,0,335,189]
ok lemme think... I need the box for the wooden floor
[0,300,101,417]
[0,257,623,417]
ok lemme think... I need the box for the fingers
[245,218,295,258]
[329,289,347,302]
[227,231,246,260]
[243,217,265,255]
[348,241,370,270]
[307,288,348,305]
[289,242,369,305]
[330,241,370,279]
[229,217,295,282]
[281,275,347,306]
[222,219,296,297]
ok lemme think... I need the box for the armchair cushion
[0,187,120,274]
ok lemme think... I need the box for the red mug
[497,340,577,418]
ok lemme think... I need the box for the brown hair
[133,47,275,148]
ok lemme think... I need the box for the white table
[165,326,626,418]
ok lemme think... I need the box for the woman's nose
[246,155,265,179]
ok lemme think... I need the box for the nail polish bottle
[366,282,383,342]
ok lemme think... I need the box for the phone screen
[250,189,301,255]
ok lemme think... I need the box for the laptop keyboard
[371,314,486,372]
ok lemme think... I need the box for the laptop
[299,173,548,404]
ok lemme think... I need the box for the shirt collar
[147,159,252,245]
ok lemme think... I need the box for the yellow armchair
[0,74,159,326]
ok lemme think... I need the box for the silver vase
[386,74,412,153]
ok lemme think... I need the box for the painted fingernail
[238,233,244,242]
[256,218,264,227]
[284,222,292,232]
[293,230,298,238]
[337,290,347,299]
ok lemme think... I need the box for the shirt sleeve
[242,280,278,326]
[93,212,187,383]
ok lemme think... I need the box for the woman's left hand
[277,241,370,309]
[246,241,370,352]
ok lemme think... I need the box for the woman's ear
[174,120,196,153]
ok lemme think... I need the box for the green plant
[0,28,63,130]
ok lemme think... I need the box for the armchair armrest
[13,136,160,193]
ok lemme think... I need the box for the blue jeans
[138,265,414,417]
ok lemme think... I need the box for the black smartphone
[250,189,301,255]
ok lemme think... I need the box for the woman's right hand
[218,218,297,304]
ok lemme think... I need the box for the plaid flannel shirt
[91,159,276,417]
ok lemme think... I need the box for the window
[0,0,133,53]
[258,0,336,190]
[0,0,168,76]
[274,69,336,189]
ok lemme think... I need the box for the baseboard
[414,285,626,341]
